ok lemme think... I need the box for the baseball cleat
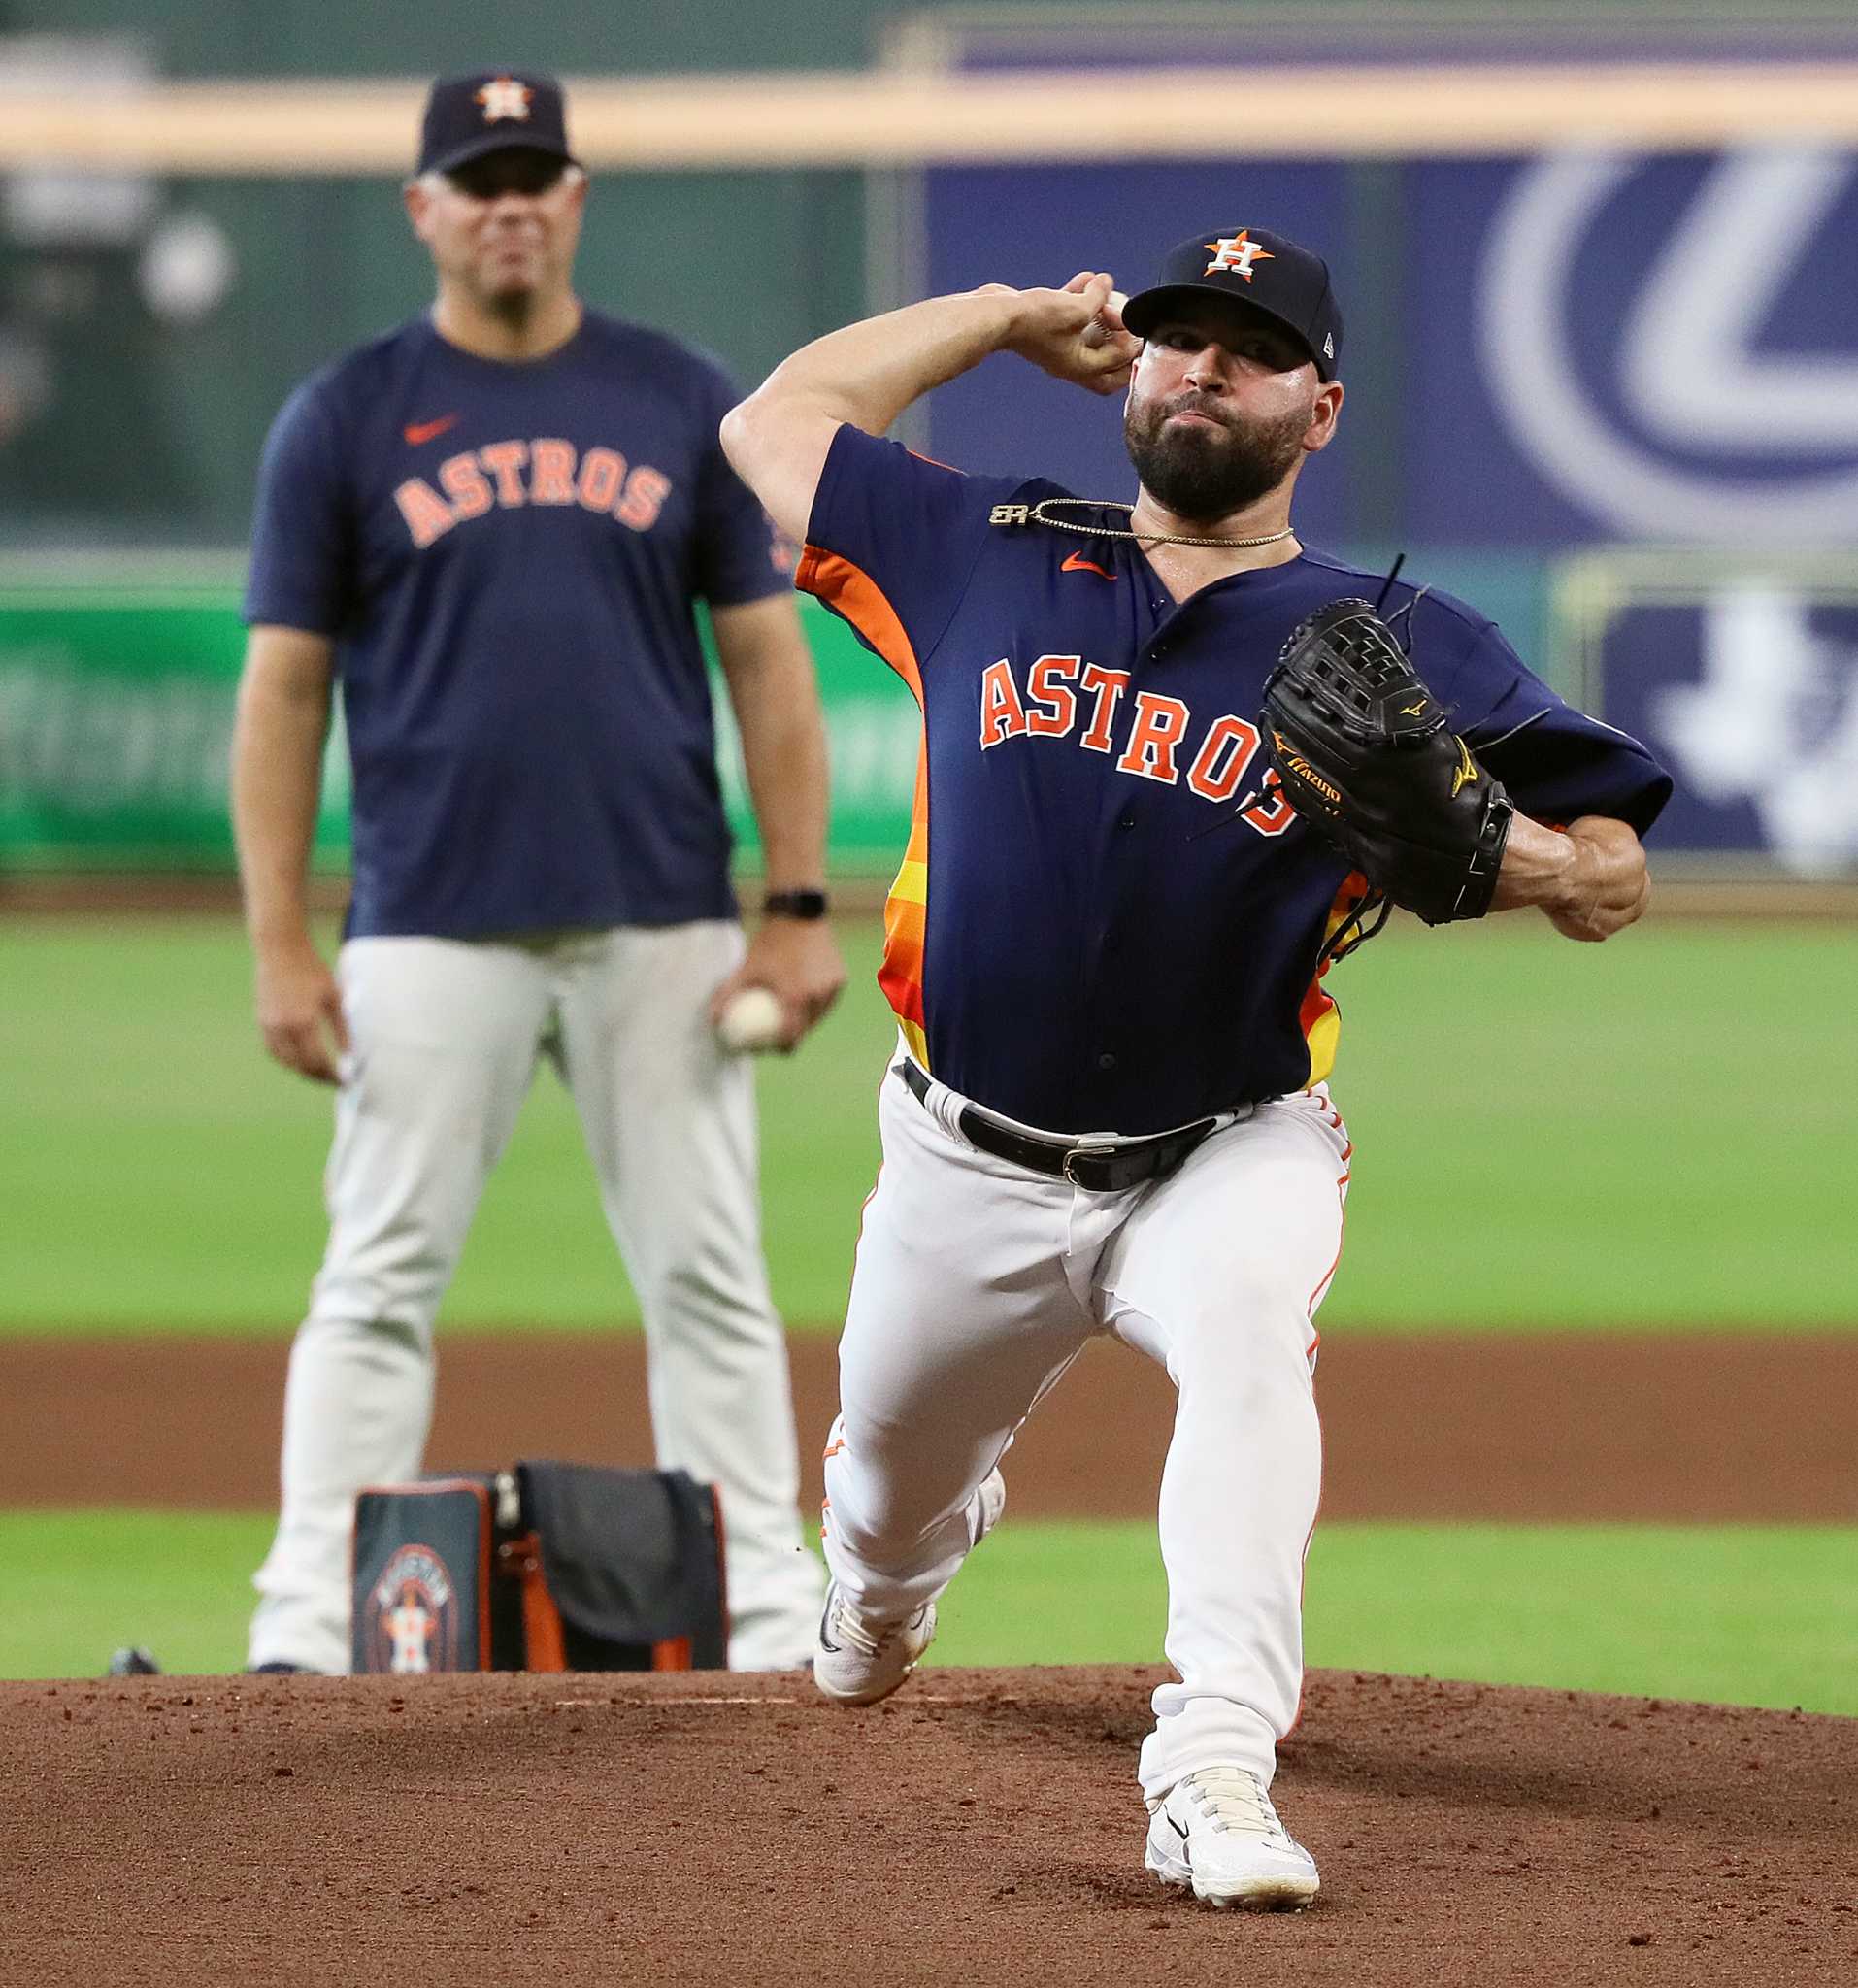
[1144,1766,1320,1910]
[813,1468,1005,1706]
[813,1589,939,1706]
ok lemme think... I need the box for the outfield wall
[4,550,1854,878]
[0,562,920,878]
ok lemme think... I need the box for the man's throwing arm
[720,276,1139,541]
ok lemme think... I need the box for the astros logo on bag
[368,1544,459,1673]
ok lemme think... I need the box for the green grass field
[5,912,1854,1702]
[4,913,1854,1332]
[11,1510,1855,1713]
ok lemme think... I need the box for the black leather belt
[897,1058,1219,1193]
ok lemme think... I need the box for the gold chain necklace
[1025,496,1295,551]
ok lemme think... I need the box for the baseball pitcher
[720,228,1670,1906]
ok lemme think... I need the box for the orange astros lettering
[393,478,455,547]
[391,438,677,547]
[971,654,1295,840]
[529,438,578,505]
[1078,664,1131,752]
[1117,692,1191,783]
[979,658,1030,747]
[1024,655,1080,737]
[438,451,493,520]
[615,466,671,532]
[1187,715,1263,803]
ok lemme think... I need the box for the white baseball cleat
[813,1589,939,1706]
[1144,1766,1321,1910]
[813,1468,1005,1706]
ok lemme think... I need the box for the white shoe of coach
[1144,1765,1321,1910]
[813,1468,1006,1706]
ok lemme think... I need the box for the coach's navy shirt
[800,425,1671,1136]
[244,311,789,938]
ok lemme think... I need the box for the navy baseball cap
[1121,228,1343,381]
[416,70,580,178]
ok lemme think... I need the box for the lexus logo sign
[1478,148,1858,544]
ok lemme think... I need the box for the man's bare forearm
[714,603,831,892]
[1491,812,1650,941]
[722,274,1129,544]
[709,597,847,1043]
[750,287,1027,439]
[231,638,334,948]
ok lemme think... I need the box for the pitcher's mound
[8,1667,1856,1987]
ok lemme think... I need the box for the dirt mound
[4,1667,1853,1987]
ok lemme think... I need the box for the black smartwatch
[762,888,830,920]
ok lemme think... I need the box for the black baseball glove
[1261,597,1512,927]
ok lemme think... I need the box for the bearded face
[1122,385,1313,522]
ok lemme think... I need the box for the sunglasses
[444,151,570,200]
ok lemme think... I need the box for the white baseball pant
[248,920,821,1674]
[821,1056,1349,1800]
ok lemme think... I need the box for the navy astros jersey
[244,312,790,940]
[799,425,1671,1137]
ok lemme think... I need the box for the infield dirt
[6,1666,1857,1987]
[8,1328,1857,1985]
[8,1328,1856,1520]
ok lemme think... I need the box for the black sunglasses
[444,151,570,200]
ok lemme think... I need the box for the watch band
[762,888,830,920]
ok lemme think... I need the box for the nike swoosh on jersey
[403,414,460,447]
[1060,551,1116,580]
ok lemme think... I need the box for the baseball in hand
[716,985,786,1054]
[1082,291,1129,348]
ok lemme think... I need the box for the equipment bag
[351,1460,727,1675]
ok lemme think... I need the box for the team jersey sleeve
[1420,598,1673,836]
[242,377,355,636]
[794,423,1010,684]
[691,360,795,608]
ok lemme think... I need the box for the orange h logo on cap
[476,76,534,123]
[1203,231,1275,282]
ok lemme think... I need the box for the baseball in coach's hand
[716,985,786,1054]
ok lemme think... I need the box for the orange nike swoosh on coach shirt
[1061,551,1116,580]
[403,414,460,447]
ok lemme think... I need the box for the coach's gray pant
[248,921,821,1674]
